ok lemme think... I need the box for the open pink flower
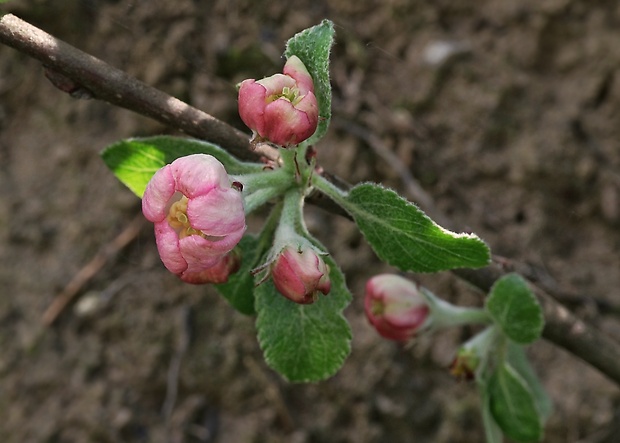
[238,55,319,146]
[271,246,331,304]
[364,275,430,341]
[142,154,246,283]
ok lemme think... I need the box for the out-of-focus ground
[2,1,620,442]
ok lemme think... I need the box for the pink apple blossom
[238,55,319,146]
[364,275,430,341]
[271,246,331,304]
[142,154,246,283]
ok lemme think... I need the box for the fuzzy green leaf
[488,363,544,442]
[480,381,505,443]
[343,183,490,272]
[255,254,352,382]
[101,136,262,197]
[284,19,334,145]
[486,274,544,345]
[506,342,553,421]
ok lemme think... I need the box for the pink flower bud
[238,55,319,146]
[271,246,331,304]
[364,275,430,341]
[142,154,246,282]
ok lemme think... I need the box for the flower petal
[238,79,267,135]
[257,73,296,96]
[364,274,430,341]
[272,253,307,302]
[187,187,245,236]
[170,154,229,198]
[142,165,176,222]
[283,56,314,95]
[262,98,310,146]
[295,91,319,129]
[271,246,331,303]
[153,220,187,274]
[374,321,414,341]
[178,235,226,274]
[384,305,430,329]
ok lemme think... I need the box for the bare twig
[0,13,276,163]
[3,13,620,385]
[41,214,146,326]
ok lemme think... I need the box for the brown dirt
[2,0,620,442]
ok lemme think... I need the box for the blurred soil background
[2,0,620,442]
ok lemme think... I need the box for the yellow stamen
[167,196,203,239]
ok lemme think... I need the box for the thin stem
[0,13,277,163]
[466,326,502,377]
[243,186,284,215]
[311,174,349,206]
[278,188,305,235]
[234,167,292,195]
[269,187,312,258]
[421,287,492,329]
[433,302,492,329]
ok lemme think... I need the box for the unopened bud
[271,246,330,304]
[364,274,430,341]
[238,56,319,147]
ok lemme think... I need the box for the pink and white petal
[374,320,413,341]
[370,274,415,297]
[187,188,246,236]
[180,249,241,285]
[153,221,187,274]
[204,224,246,255]
[238,79,267,135]
[384,305,430,329]
[178,235,224,274]
[171,154,229,198]
[256,73,296,97]
[262,99,306,145]
[272,255,306,302]
[290,249,324,281]
[283,56,314,95]
[142,165,176,222]
[295,92,319,128]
